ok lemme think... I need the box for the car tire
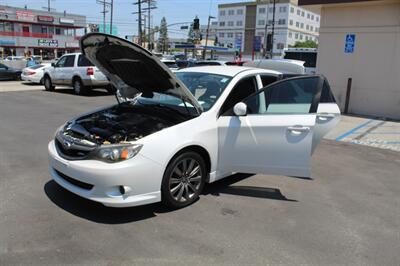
[44,76,55,91]
[39,78,44,85]
[73,78,87,95]
[161,151,206,209]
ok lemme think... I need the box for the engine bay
[63,102,193,145]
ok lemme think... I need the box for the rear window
[29,64,44,70]
[195,61,222,66]
[78,55,94,67]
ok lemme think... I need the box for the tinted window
[221,76,258,115]
[55,56,67,67]
[78,55,94,67]
[320,80,336,103]
[260,75,278,87]
[64,55,75,67]
[245,77,320,114]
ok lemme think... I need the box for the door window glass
[319,80,336,103]
[260,75,278,87]
[55,56,67,67]
[220,76,258,115]
[245,77,320,114]
[64,55,75,67]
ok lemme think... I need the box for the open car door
[217,75,339,178]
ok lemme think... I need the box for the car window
[245,76,321,115]
[77,55,94,67]
[260,75,279,87]
[55,56,67,67]
[319,80,336,103]
[195,61,222,66]
[220,76,258,116]
[64,55,75,67]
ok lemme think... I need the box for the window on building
[227,32,233,38]
[219,21,225,27]
[296,22,300,28]
[300,34,303,40]
[289,19,293,26]
[295,33,299,39]
[258,20,265,26]
[290,7,294,13]
[310,26,314,31]
[219,32,225,38]
[236,21,243,27]
[288,32,293,38]
[237,9,243,15]
[258,7,265,14]
[268,20,273,26]
[307,13,310,19]
[228,21,234,27]
[305,36,309,41]
[301,23,304,29]
[220,10,225,16]
[235,32,242,38]
[277,43,284,50]
[279,6,287,13]
[278,19,286,25]
[306,25,309,30]
[315,27,319,32]
[316,16,319,22]
[297,9,300,15]
[269,7,274,13]
[228,10,234,15]
[257,32,265,37]
[41,26,48,34]
[301,11,305,17]
[311,14,315,20]
[55,27,62,35]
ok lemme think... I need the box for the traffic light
[193,18,200,30]
[266,33,273,52]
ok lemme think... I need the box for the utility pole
[203,15,215,59]
[271,0,276,58]
[133,1,145,46]
[141,1,157,50]
[96,0,110,33]
[110,0,114,34]
[48,0,50,12]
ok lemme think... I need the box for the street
[0,84,399,265]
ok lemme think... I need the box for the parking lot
[1,82,399,265]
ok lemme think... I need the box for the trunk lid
[80,33,202,113]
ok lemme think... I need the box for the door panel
[217,76,324,178]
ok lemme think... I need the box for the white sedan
[21,63,50,84]
[48,33,340,208]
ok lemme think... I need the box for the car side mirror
[51,62,56,67]
[233,102,247,116]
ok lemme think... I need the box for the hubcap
[169,158,202,202]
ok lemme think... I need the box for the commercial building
[217,0,320,56]
[299,0,400,119]
[0,5,86,59]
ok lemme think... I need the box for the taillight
[26,70,36,75]
[87,67,94,76]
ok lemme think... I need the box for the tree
[157,17,168,53]
[292,40,318,48]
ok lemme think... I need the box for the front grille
[55,169,94,190]
[55,138,92,160]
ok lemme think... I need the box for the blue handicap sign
[344,34,356,54]
[253,36,262,52]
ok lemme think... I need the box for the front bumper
[48,140,163,207]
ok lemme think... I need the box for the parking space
[325,116,400,152]
[0,88,399,265]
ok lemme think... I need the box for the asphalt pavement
[0,86,399,265]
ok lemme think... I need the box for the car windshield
[138,72,232,112]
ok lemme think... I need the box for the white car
[43,53,111,95]
[48,33,340,208]
[244,59,306,75]
[160,59,179,71]
[21,63,50,84]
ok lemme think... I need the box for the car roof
[177,66,281,77]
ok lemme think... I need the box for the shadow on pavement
[45,88,112,97]
[203,173,297,202]
[44,180,169,224]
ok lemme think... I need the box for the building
[217,0,320,56]
[0,5,86,59]
[299,0,400,120]
[200,21,218,44]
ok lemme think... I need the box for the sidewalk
[324,115,400,152]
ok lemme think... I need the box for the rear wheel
[44,76,55,91]
[161,151,206,208]
[73,78,87,95]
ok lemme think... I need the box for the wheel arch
[167,145,211,177]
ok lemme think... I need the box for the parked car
[161,59,179,71]
[21,63,51,84]
[0,63,22,81]
[48,33,340,209]
[43,53,111,95]
[244,59,306,75]
[5,56,24,61]
[194,60,230,66]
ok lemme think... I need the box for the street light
[203,15,216,60]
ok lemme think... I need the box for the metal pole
[138,0,142,46]
[203,16,211,60]
[344,78,352,114]
[110,0,114,34]
[103,1,106,34]
[271,0,276,58]
[48,0,50,12]
[148,0,151,50]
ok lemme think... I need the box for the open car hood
[80,33,202,113]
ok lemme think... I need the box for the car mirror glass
[233,102,247,116]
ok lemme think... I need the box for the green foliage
[158,17,168,52]
[292,40,318,48]
[187,23,194,44]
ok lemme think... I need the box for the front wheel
[161,152,206,209]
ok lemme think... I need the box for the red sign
[16,10,35,22]
[37,15,54,23]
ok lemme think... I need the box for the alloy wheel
[169,158,202,203]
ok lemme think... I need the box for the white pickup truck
[43,53,113,95]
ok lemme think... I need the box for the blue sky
[2,0,246,38]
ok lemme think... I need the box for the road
[0,85,399,265]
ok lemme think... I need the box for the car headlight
[96,144,143,163]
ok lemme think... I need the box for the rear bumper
[82,78,109,87]
[21,74,41,83]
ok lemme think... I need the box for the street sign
[253,36,262,52]
[344,34,356,54]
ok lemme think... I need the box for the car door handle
[287,126,310,134]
